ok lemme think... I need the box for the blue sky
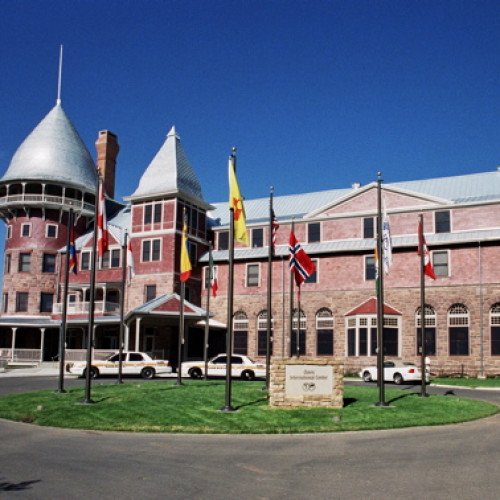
[0,0,499,206]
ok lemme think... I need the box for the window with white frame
[46,224,58,238]
[308,222,321,243]
[101,248,121,269]
[233,311,248,355]
[251,228,264,248]
[18,253,31,272]
[346,315,400,356]
[143,202,162,225]
[490,303,500,355]
[316,308,334,355]
[142,239,161,262]
[21,223,31,237]
[246,263,259,287]
[365,255,376,280]
[291,309,307,356]
[257,310,273,356]
[435,210,451,233]
[448,303,469,355]
[81,251,91,271]
[432,250,449,277]
[42,253,56,273]
[415,305,437,355]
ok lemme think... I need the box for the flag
[127,237,135,282]
[289,231,315,286]
[208,249,217,297]
[228,155,249,245]
[382,203,392,274]
[180,217,192,282]
[211,278,218,298]
[68,224,77,274]
[418,219,436,280]
[97,180,108,257]
[271,208,279,253]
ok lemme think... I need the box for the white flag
[382,201,392,274]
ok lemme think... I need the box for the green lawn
[432,377,500,388]
[0,381,496,434]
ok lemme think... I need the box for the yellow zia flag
[228,155,249,245]
[180,217,192,282]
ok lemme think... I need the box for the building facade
[1,98,499,376]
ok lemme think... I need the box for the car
[66,351,172,379]
[359,361,429,385]
[181,354,266,380]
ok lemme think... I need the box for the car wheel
[189,367,202,379]
[362,371,373,383]
[84,367,99,379]
[141,367,155,379]
[393,373,403,385]
[241,370,255,381]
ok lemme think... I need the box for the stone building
[1,97,499,376]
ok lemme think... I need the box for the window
[246,264,259,287]
[21,223,31,237]
[40,293,54,313]
[490,304,500,355]
[305,259,318,284]
[145,285,156,302]
[4,254,11,274]
[188,241,197,265]
[81,251,91,271]
[7,226,12,239]
[316,308,334,355]
[448,304,469,355]
[415,305,437,355]
[433,251,449,277]
[251,228,264,248]
[19,253,31,272]
[365,256,376,280]
[2,293,8,313]
[204,265,218,289]
[363,217,375,239]
[15,292,28,312]
[46,224,58,238]
[144,203,162,225]
[101,248,121,269]
[257,311,273,356]
[435,211,450,233]
[153,203,162,223]
[308,222,321,243]
[130,353,144,362]
[142,239,161,262]
[291,309,307,356]
[346,315,400,356]
[218,231,229,250]
[233,311,248,355]
[42,253,56,273]
[144,205,152,224]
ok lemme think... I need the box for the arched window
[316,308,334,355]
[233,311,248,355]
[448,304,469,355]
[257,310,273,356]
[415,305,437,355]
[489,303,500,355]
[291,309,306,356]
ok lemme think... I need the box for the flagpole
[177,280,185,386]
[289,221,295,357]
[82,172,100,404]
[296,285,301,358]
[57,208,73,393]
[419,214,428,396]
[375,172,388,407]
[117,230,128,385]
[265,187,274,391]
[203,244,212,381]
[222,148,237,412]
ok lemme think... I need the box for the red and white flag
[127,237,135,282]
[97,180,108,257]
[289,231,316,286]
[418,219,436,280]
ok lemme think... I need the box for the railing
[65,349,116,362]
[0,194,94,213]
[0,348,13,360]
[52,301,121,315]
[12,349,42,362]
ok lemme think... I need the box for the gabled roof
[127,126,209,207]
[1,103,97,191]
[345,297,401,316]
[126,293,208,320]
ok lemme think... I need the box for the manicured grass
[432,377,500,388]
[0,381,496,434]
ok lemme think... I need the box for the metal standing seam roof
[128,126,206,205]
[1,103,97,191]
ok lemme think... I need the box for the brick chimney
[95,130,119,198]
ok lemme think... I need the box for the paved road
[0,376,499,499]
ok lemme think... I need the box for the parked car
[181,354,266,380]
[359,361,429,385]
[66,351,172,379]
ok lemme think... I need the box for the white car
[181,354,266,381]
[66,351,172,379]
[359,361,429,385]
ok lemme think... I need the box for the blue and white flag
[382,202,392,274]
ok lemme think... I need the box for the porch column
[102,284,107,314]
[135,318,142,352]
[124,322,130,351]
[11,327,17,362]
[39,328,45,363]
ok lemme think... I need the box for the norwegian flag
[289,231,316,286]
[418,218,436,280]
[271,208,279,253]
[97,179,108,257]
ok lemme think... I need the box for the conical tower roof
[128,126,206,205]
[1,103,97,190]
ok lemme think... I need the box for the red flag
[127,238,135,283]
[418,219,436,280]
[289,231,316,286]
[97,180,108,257]
[211,278,218,298]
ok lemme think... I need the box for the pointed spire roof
[128,126,206,205]
[1,103,97,190]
